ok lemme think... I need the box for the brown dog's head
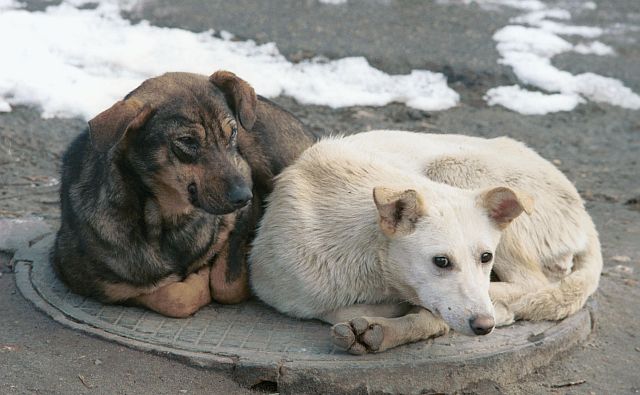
[88,71,258,217]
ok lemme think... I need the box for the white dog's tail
[510,232,603,321]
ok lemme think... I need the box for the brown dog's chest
[156,212,220,276]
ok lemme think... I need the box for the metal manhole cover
[15,235,592,394]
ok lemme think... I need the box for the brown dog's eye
[229,126,238,146]
[173,136,199,162]
[480,252,493,264]
[177,136,199,148]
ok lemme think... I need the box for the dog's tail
[509,231,603,322]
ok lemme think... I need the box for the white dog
[249,130,602,354]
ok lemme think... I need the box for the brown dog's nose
[228,184,253,208]
[469,314,495,335]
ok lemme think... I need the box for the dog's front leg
[489,282,520,326]
[132,266,212,318]
[209,207,255,304]
[209,241,250,304]
[324,305,449,355]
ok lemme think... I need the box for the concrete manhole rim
[14,235,594,393]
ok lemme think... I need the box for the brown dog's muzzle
[191,175,252,215]
[227,182,253,209]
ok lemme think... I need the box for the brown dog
[52,70,316,317]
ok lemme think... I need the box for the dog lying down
[52,70,316,317]
[249,130,602,355]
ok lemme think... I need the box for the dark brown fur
[52,71,316,317]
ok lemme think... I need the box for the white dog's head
[373,185,533,336]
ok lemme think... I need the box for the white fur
[249,130,602,339]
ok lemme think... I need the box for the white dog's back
[344,131,598,282]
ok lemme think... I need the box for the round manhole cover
[15,235,592,394]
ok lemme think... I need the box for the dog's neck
[375,237,422,303]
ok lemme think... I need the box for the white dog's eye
[480,252,493,263]
[432,256,451,269]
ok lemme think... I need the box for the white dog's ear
[373,187,426,237]
[479,186,534,229]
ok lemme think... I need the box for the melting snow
[0,0,458,119]
[483,0,639,114]
[485,85,584,115]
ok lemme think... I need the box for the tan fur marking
[220,117,237,142]
[102,274,182,302]
[151,166,193,219]
[193,123,206,141]
[133,266,212,318]
[210,247,251,304]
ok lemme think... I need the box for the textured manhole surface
[15,235,592,394]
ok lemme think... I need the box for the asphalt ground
[1,0,639,393]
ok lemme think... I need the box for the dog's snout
[469,314,495,336]
[228,184,252,208]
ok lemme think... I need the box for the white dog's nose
[469,314,495,335]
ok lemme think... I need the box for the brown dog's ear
[88,99,154,152]
[373,187,426,237]
[210,70,257,131]
[89,99,153,152]
[479,186,534,229]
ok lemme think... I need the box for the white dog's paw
[494,301,515,327]
[331,317,384,355]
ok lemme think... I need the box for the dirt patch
[625,197,640,212]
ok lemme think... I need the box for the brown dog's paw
[331,317,385,355]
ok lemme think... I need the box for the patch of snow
[0,0,21,10]
[531,19,602,38]
[0,0,458,120]
[573,41,615,56]
[319,0,347,4]
[511,8,571,25]
[437,0,546,11]
[0,98,10,112]
[512,9,602,37]
[498,51,576,93]
[495,25,573,58]
[481,0,638,114]
[219,30,234,40]
[281,58,459,110]
[574,73,640,109]
[485,85,584,114]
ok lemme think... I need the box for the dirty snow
[0,0,458,119]
[437,0,545,11]
[485,85,584,115]
[573,41,615,56]
[482,0,640,114]
[0,0,20,10]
